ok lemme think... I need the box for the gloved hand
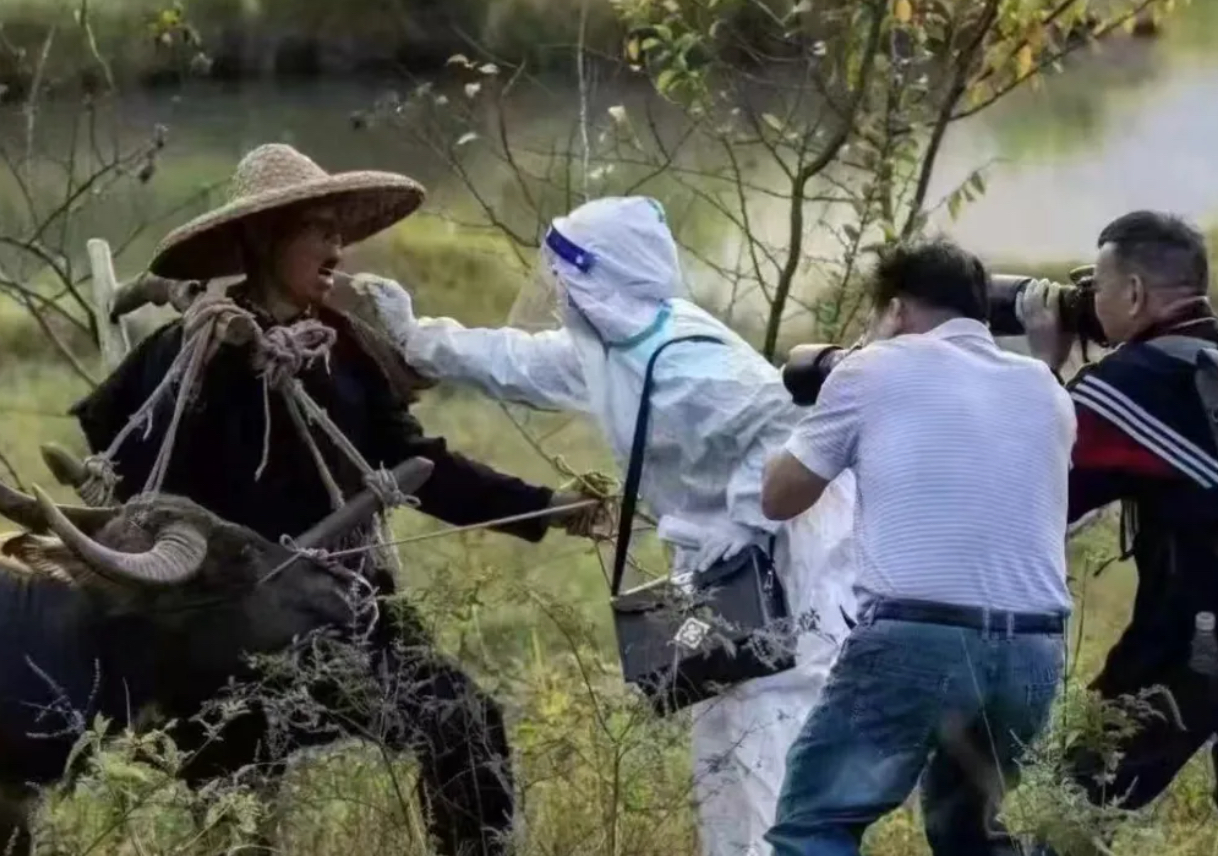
[353,273,417,348]
[1016,278,1076,373]
[691,531,752,574]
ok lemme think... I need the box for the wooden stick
[86,238,131,370]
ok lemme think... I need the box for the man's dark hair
[869,237,988,321]
[1097,210,1209,295]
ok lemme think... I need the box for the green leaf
[656,68,679,94]
[968,171,986,195]
[762,112,785,133]
[947,191,963,220]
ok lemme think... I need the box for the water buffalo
[0,458,434,854]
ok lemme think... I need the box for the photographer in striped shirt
[760,238,1075,856]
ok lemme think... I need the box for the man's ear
[868,297,902,342]
[1128,272,1147,316]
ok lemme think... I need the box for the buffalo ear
[0,532,126,592]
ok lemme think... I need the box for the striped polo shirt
[784,318,1076,614]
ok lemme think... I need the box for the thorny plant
[14,536,1202,856]
[23,567,708,856]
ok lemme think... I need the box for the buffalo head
[0,458,433,680]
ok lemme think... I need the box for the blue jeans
[765,607,1065,856]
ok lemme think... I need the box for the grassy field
[1,220,1217,855]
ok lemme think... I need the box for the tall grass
[2,221,1218,855]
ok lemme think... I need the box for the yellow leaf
[894,0,912,24]
[626,38,640,63]
[1016,44,1033,78]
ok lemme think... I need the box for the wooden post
[86,238,131,371]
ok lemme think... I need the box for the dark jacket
[1066,306,1218,693]
[69,290,555,549]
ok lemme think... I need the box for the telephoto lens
[988,269,1108,346]
[781,345,853,406]
[988,275,1035,337]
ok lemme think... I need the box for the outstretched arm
[364,276,589,412]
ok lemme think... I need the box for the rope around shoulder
[75,294,406,507]
[72,292,610,570]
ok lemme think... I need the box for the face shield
[506,223,594,335]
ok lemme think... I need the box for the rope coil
[77,295,417,562]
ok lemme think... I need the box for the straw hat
[148,143,426,281]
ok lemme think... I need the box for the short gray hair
[1098,210,1209,295]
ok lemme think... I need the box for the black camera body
[781,270,1107,405]
[781,346,852,407]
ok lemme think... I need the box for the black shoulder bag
[610,335,796,716]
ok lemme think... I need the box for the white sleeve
[783,353,867,481]
[403,318,589,413]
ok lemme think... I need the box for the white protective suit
[366,196,858,856]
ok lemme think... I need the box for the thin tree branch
[762,0,887,359]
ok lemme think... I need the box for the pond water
[3,1,1218,289]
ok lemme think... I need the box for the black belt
[867,597,1066,635]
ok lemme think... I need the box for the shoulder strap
[1145,334,1218,364]
[610,334,724,596]
[1145,335,1218,463]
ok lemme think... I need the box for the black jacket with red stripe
[1067,308,1218,691]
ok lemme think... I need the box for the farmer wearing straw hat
[67,143,603,856]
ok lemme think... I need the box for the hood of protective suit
[547,196,682,346]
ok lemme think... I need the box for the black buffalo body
[0,466,513,856]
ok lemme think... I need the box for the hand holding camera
[781,265,1104,405]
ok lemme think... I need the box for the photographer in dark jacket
[1019,210,1218,817]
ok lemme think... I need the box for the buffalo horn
[33,485,206,586]
[294,457,434,551]
[40,443,90,488]
[0,480,118,535]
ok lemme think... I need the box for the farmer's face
[270,207,342,310]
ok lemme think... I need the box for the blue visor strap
[545,225,596,273]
